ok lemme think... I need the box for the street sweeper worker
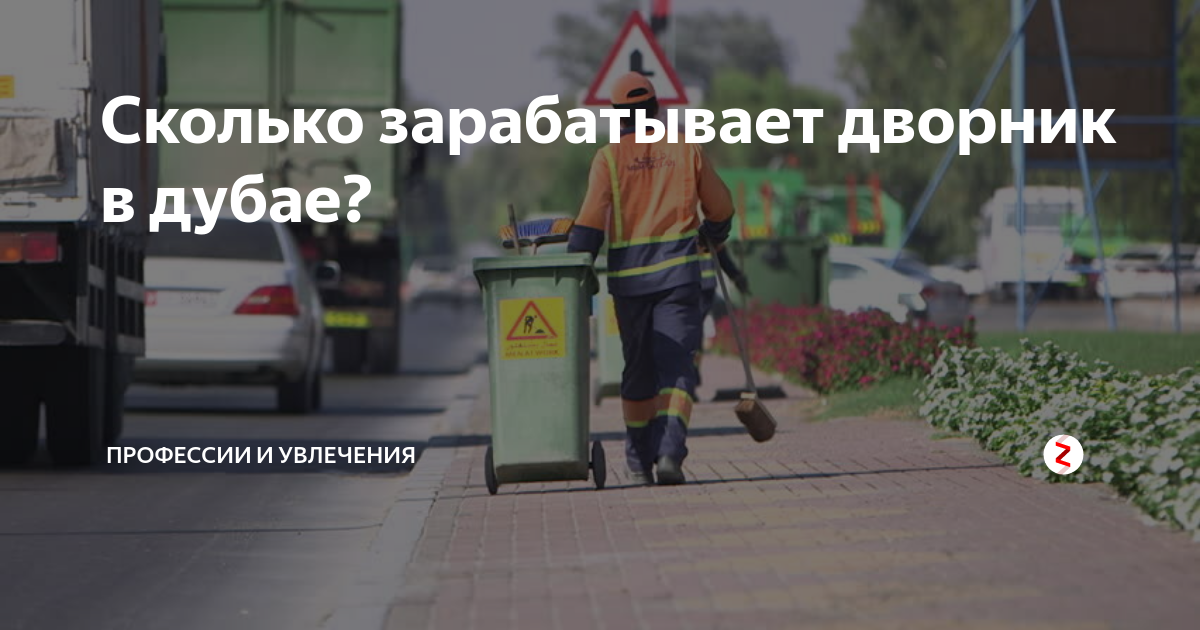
[568,71,735,485]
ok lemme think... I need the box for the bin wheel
[590,441,607,490]
[484,445,498,495]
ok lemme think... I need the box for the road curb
[321,364,488,630]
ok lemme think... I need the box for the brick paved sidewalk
[388,357,1200,630]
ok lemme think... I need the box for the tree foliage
[840,0,1199,258]
[839,0,1009,259]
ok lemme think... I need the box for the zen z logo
[1042,434,1084,475]
[1055,442,1071,467]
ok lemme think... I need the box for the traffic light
[650,0,670,35]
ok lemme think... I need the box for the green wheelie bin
[474,253,605,494]
[727,235,831,307]
[591,256,623,406]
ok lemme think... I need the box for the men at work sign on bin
[568,72,735,486]
[500,297,566,360]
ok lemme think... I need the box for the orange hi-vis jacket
[569,129,735,296]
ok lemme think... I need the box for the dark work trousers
[696,286,716,386]
[613,283,702,473]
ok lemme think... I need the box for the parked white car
[407,256,467,308]
[828,247,928,324]
[931,260,986,297]
[134,216,326,414]
[841,247,972,328]
[1100,244,1200,299]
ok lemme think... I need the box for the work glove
[699,218,731,248]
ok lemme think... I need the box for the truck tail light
[235,285,299,316]
[0,232,58,263]
[920,286,938,300]
[0,233,21,263]
[23,232,59,263]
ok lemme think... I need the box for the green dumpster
[592,256,623,406]
[728,235,831,307]
[474,253,606,494]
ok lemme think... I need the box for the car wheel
[277,370,317,414]
[103,352,131,447]
[311,372,323,411]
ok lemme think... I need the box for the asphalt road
[0,300,486,630]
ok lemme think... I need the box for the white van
[976,186,1086,300]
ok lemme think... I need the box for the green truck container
[161,0,406,373]
[718,169,905,249]
[728,235,831,308]
[474,254,605,494]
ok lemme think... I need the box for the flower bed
[711,305,976,394]
[920,340,1200,537]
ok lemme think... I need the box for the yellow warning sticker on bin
[0,76,14,99]
[604,296,620,336]
[500,297,565,360]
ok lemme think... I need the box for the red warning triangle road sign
[505,301,559,340]
[582,12,689,107]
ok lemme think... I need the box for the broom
[713,223,786,402]
[707,235,777,443]
[500,214,574,253]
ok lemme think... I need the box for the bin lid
[472,252,595,273]
[473,253,599,296]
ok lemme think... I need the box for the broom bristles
[735,396,777,443]
[499,217,575,248]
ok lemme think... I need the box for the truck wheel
[366,328,399,374]
[45,347,105,467]
[277,370,317,414]
[0,364,40,466]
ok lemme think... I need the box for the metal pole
[1171,3,1184,334]
[891,0,1043,268]
[670,0,677,65]
[1012,0,1028,331]
[1171,170,1182,334]
[1050,0,1115,331]
[1024,170,1110,328]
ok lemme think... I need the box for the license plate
[325,311,370,328]
[147,290,218,309]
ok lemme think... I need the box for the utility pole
[1012,0,1028,332]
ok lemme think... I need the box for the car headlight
[899,293,927,311]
